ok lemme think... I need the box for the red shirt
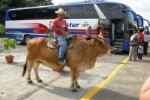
[138,32,144,42]
[51,18,68,35]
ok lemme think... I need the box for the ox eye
[98,41,102,45]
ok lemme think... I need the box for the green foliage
[1,38,18,55]
[26,0,53,6]
[0,0,10,24]
[0,24,5,36]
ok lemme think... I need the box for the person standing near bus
[50,8,68,66]
[138,28,144,45]
[136,28,144,60]
[143,30,150,55]
[129,30,138,61]
[137,43,143,60]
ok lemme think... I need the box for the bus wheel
[23,35,31,45]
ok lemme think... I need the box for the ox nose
[108,49,112,56]
[109,47,119,55]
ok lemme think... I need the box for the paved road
[0,43,128,100]
[91,48,150,100]
[1,40,150,100]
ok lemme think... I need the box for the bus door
[99,19,124,47]
[111,19,124,40]
[109,19,125,51]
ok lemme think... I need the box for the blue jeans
[55,36,67,59]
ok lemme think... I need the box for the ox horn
[86,25,92,38]
[98,25,104,37]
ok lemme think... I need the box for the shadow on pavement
[92,88,138,100]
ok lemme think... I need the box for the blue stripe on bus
[5,33,49,42]
[60,1,125,6]
[6,29,34,33]
[6,29,97,35]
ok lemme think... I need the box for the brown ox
[22,26,110,92]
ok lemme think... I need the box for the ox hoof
[37,79,43,83]
[28,80,33,84]
[76,85,81,88]
[71,88,77,92]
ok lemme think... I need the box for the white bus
[5,1,136,51]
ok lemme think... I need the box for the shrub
[1,38,18,55]
[0,24,5,36]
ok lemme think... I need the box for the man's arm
[49,26,65,33]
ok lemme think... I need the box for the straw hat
[55,8,66,14]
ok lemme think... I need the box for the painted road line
[80,57,128,100]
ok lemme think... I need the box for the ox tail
[22,56,28,77]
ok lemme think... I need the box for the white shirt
[144,34,150,42]
[130,33,138,41]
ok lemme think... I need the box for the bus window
[97,3,123,19]
[126,12,136,30]
[62,4,99,19]
[9,8,57,20]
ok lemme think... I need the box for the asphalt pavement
[91,47,150,100]
[0,41,150,100]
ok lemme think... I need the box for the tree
[0,24,5,36]
[0,0,11,24]
[8,0,53,7]
[0,0,53,24]
[27,0,53,6]
[8,0,27,7]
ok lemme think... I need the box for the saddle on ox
[47,35,74,49]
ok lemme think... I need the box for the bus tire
[23,35,31,45]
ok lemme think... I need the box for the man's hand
[60,29,65,33]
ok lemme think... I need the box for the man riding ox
[22,25,111,92]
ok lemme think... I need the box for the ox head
[86,26,111,56]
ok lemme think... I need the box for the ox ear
[98,39,105,45]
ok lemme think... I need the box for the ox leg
[33,62,43,83]
[75,71,81,88]
[70,68,78,92]
[27,61,33,84]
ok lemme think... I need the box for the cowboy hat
[55,8,66,14]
